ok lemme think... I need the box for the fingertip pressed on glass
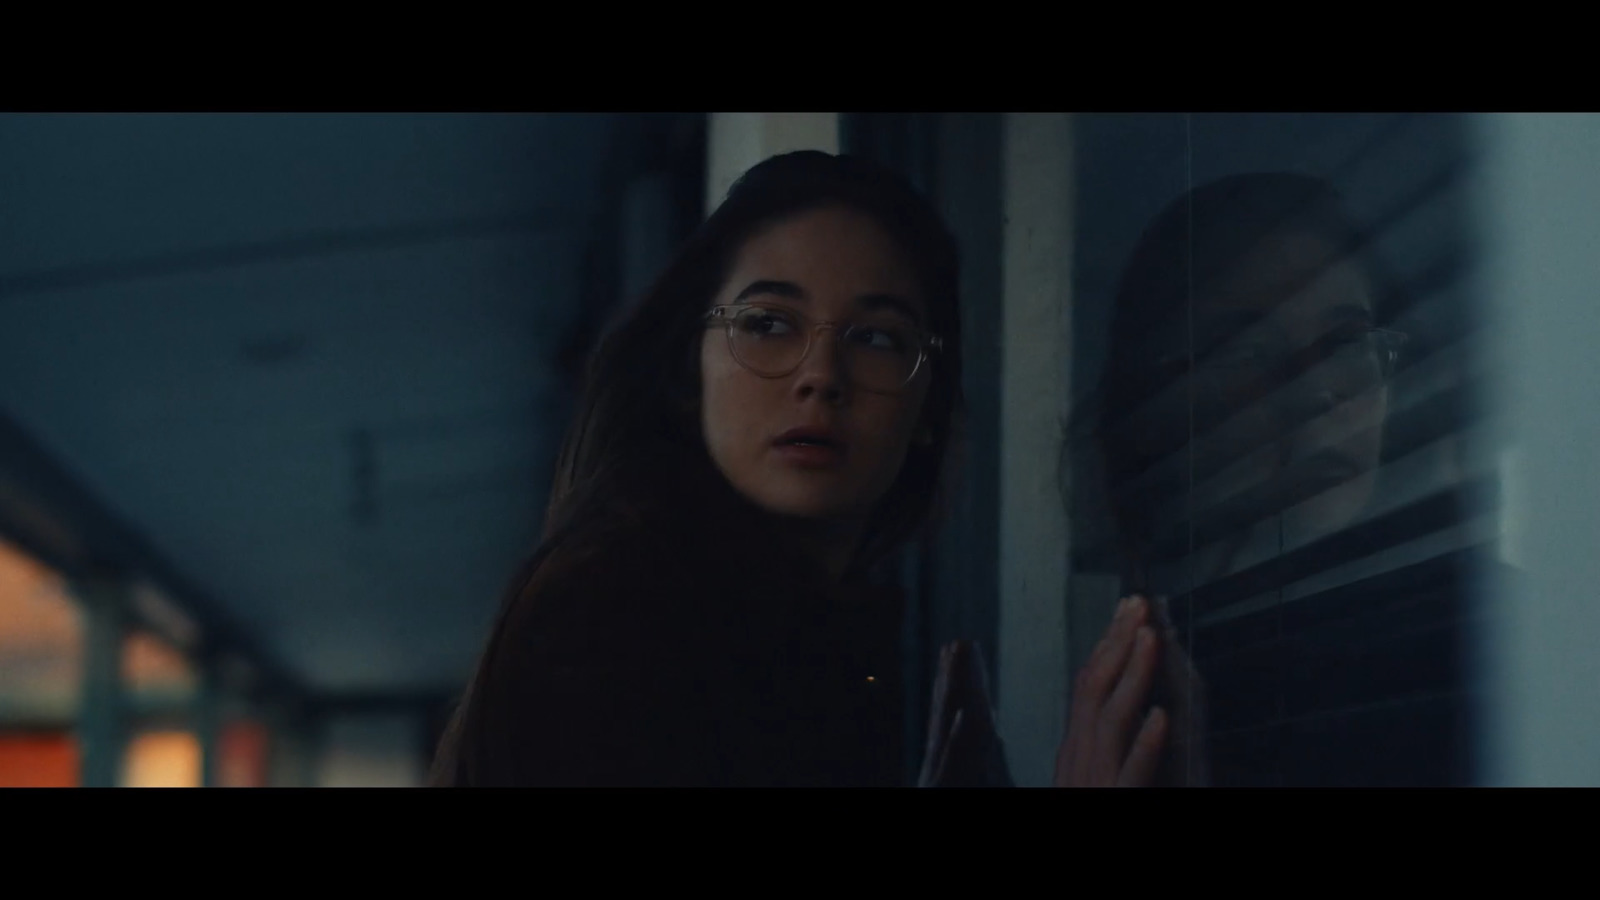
[705,303,943,394]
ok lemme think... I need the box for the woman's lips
[772,441,847,468]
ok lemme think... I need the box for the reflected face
[699,205,934,523]
[1192,231,1389,537]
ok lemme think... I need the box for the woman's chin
[744,484,870,524]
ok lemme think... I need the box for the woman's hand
[918,640,1012,787]
[1150,596,1209,787]
[1053,594,1208,787]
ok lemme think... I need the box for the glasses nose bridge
[796,318,852,365]
[810,318,849,338]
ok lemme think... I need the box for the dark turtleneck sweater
[438,507,908,787]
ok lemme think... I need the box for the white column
[1474,113,1600,786]
[996,114,1075,786]
[705,114,839,215]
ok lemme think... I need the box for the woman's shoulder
[455,518,745,786]
[509,519,704,630]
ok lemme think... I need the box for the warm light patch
[0,538,81,717]
[219,721,269,787]
[122,629,195,697]
[0,734,78,787]
[121,731,201,788]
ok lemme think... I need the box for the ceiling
[0,113,679,700]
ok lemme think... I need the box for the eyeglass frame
[1194,324,1409,382]
[1150,325,1409,386]
[703,303,944,394]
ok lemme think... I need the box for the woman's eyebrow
[734,281,926,327]
[734,279,805,303]
[856,293,924,326]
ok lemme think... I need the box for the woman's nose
[792,327,849,401]
[1283,346,1359,415]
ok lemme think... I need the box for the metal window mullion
[76,573,128,788]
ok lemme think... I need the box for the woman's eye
[851,327,908,353]
[741,310,797,336]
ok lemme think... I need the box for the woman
[1074,172,1480,786]
[430,150,1008,786]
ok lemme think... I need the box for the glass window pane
[121,730,200,788]
[123,628,196,702]
[0,537,82,723]
[1068,113,1487,786]
[0,537,82,787]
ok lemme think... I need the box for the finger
[931,709,967,787]
[955,642,997,736]
[946,705,992,786]
[940,645,1003,787]
[1152,592,1190,646]
[1086,596,1146,671]
[1158,629,1206,727]
[1137,610,1210,789]
[1117,707,1168,787]
[923,643,959,753]
[944,640,974,707]
[918,643,960,785]
[1064,597,1149,784]
[942,641,980,732]
[1101,625,1162,749]
[1074,596,1149,717]
[1166,650,1200,723]
[1150,596,1195,685]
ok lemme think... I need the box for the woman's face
[699,204,935,524]
[1193,231,1389,539]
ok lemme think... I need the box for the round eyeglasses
[705,304,942,395]
[1197,326,1409,387]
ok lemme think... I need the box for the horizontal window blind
[1068,114,1493,786]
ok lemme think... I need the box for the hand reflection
[1053,594,1208,787]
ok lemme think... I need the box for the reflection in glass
[1069,115,1493,786]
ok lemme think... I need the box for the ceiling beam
[0,208,579,302]
[0,407,306,706]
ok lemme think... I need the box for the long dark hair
[543,150,964,566]
[1079,172,1388,590]
[430,150,964,785]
